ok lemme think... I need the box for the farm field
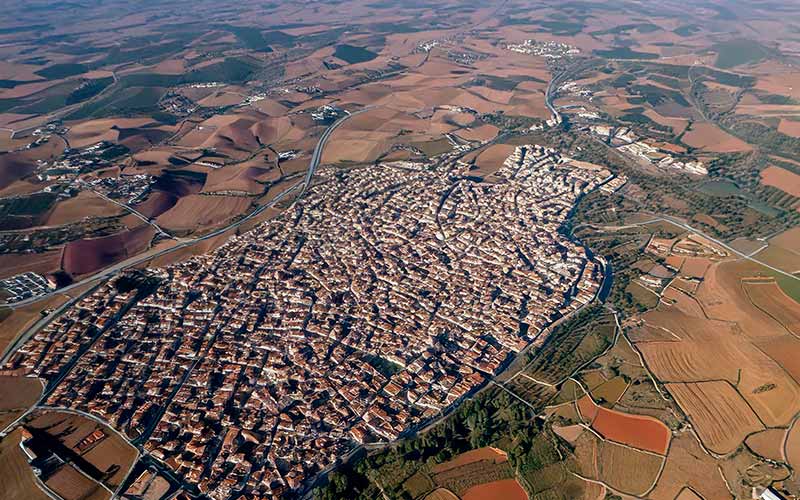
[0,376,41,429]
[0,428,49,500]
[682,122,753,152]
[460,479,527,500]
[25,410,138,492]
[667,381,764,455]
[576,395,670,454]
[760,165,800,198]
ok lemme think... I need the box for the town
[3,145,606,498]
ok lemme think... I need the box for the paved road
[0,108,370,364]
[544,71,563,123]
[648,215,800,282]
[576,215,800,284]
[87,187,174,239]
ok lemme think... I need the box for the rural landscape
[0,0,800,499]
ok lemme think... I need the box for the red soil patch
[577,395,670,454]
[62,225,155,276]
[461,479,528,500]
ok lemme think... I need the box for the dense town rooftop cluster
[506,39,580,59]
[4,145,606,498]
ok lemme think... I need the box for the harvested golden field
[753,245,800,274]
[755,334,800,384]
[156,195,251,232]
[630,262,800,430]
[45,191,124,226]
[660,287,705,318]
[744,281,800,335]
[81,435,138,488]
[698,261,794,340]
[744,428,786,462]
[202,164,273,195]
[679,257,711,279]
[760,165,800,198]
[647,433,731,500]
[468,144,516,176]
[0,429,49,500]
[552,424,584,445]
[634,325,741,383]
[675,488,704,500]
[597,440,663,496]
[454,124,499,142]
[45,464,109,500]
[198,91,243,107]
[666,381,764,455]
[682,122,753,152]
[755,71,800,100]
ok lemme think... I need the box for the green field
[594,47,659,60]
[713,39,770,69]
[334,44,378,64]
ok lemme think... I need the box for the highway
[544,70,563,124]
[0,108,368,364]
[646,215,800,283]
